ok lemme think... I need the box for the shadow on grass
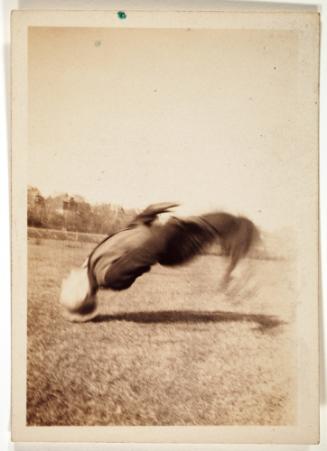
[92,310,285,331]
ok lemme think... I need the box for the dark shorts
[101,251,155,291]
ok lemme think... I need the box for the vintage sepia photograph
[11,9,319,444]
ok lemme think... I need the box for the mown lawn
[27,237,296,426]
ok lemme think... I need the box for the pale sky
[28,27,301,230]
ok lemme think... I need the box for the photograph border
[11,8,320,443]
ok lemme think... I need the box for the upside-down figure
[60,203,259,322]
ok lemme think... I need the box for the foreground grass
[27,238,296,426]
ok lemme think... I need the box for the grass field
[27,237,296,426]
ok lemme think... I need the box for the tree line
[27,186,137,235]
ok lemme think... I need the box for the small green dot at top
[117,11,127,20]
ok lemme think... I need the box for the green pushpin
[117,11,127,20]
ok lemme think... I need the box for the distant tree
[75,201,92,232]
[27,186,47,227]
[47,210,65,229]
